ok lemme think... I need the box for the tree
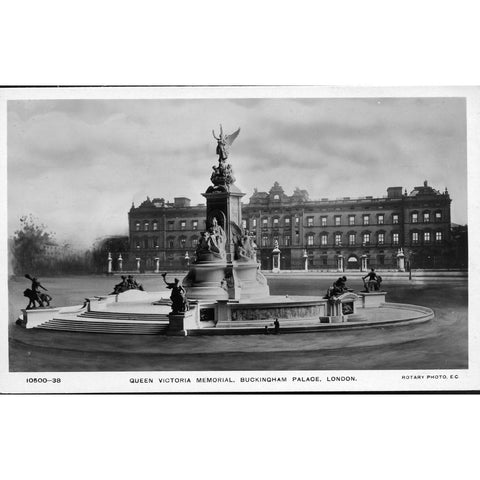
[90,236,130,273]
[11,215,55,274]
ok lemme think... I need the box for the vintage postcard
[0,85,478,393]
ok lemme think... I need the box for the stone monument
[182,125,269,300]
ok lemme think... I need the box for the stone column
[107,252,112,274]
[155,257,160,273]
[337,254,344,272]
[397,248,405,272]
[303,249,308,271]
[272,241,281,273]
[118,254,123,272]
[136,257,141,272]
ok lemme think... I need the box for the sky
[7,97,467,249]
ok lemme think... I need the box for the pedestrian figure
[264,325,269,335]
[274,318,280,334]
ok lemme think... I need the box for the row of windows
[134,220,200,232]
[260,230,443,248]
[250,211,442,228]
[134,230,444,250]
[134,237,200,250]
[135,210,445,232]
[410,211,443,223]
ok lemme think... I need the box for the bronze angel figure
[212,124,241,162]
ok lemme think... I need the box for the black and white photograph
[1,86,477,393]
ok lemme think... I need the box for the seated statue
[110,275,144,295]
[325,276,349,300]
[195,217,226,262]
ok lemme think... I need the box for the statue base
[184,259,269,301]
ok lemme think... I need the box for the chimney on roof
[387,186,403,198]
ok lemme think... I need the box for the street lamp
[185,251,190,268]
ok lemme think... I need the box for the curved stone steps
[80,311,169,322]
[36,318,169,334]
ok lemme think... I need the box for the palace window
[412,232,419,245]
[363,233,370,245]
[262,218,268,228]
[392,233,399,245]
[377,214,384,225]
[168,239,174,249]
[144,238,149,249]
[180,237,186,248]
[153,237,159,248]
[262,235,269,247]
[411,212,418,223]
[242,219,247,230]
[252,218,257,228]
[273,194,280,201]
[423,212,430,223]
[192,220,198,230]
[135,240,140,249]
[144,221,149,231]
[334,233,342,246]
[424,231,431,243]
[307,216,314,227]
[180,220,186,230]
[135,221,141,231]
[284,217,291,227]
[295,217,300,226]
[284,235,291,246]
[322,256,328,266]
[349,233,356,246]
[392,214,399,225]
[378,232,385,245]
[436,231,443,242]
[334,216,341,226]
[307,233,315,246]
[168,221,175,231]
[321,216,328,227]
[152,221,158,231]
[349,215,355,226]
[192,238,198,248]
[295,233,300,244]
[273,217,279,227]
[321,233,328,246]
[435,211,442,222]
[378,255,385,266]
[363,215,369,226]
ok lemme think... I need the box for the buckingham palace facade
[128,180,453,271]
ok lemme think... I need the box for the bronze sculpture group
[362,268,383,292]
[24,274,52,309]
[110,275,144,294]
[161,272,189,314]
[208,125,240,191]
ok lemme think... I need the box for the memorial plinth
[16,124,435,337]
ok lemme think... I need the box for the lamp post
[303,249,308,271]
[185,251,190,268]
